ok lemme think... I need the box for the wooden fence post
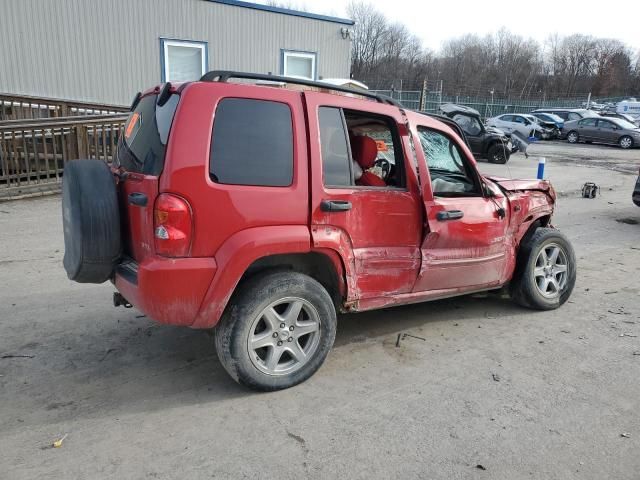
[76,125,88,159]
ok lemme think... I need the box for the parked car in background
[531,108,599,122]
[439,103,513,163]
[523,114,557,139]
[531,112,565,131]
[61,71,576,390]
[564,117,640,149]
[582,101,606,111]
[532,108,601,138]
[600,111,640,127]
[486,113,548,139]
[617,100,640,123]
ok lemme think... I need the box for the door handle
[321,200,352,212]
[128,192,148,207]
[436,210,464,221]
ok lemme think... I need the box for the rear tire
[510,228,576,310]
[214,271,337,391]
[619,135,634,149]
[567,131,579,144]
[487,143,509,164]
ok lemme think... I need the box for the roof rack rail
[199,70,403,108]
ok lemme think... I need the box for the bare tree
[345,1,637,98]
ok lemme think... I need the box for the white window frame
[160,38,208,82]
[282,50,317,80]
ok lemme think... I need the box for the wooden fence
[0,114,127,197]
[0,93,128,121]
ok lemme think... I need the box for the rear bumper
[115,255,217,327]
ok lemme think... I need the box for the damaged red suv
[62,72,576,391]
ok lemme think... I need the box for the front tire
[214,271,337,391]
[510,228,576,310]
[619,135,634,149]
[567,131,579,144]
[487,143,509,164]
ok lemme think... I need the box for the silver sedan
[564,117,640,149]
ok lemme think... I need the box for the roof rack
[199,70,403,108]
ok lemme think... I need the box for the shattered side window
[418,128,478,196]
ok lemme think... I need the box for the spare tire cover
[62,159,121,283]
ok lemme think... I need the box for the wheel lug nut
[280,323,286,328]
[277,341,283,346]
[273,332,278,338]
[289,326,294,331]
[288,337,293,342]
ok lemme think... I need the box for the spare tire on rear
[62,159,121,283]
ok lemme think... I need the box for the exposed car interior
[344,110,405,188]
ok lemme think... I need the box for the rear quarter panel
[160,82,310,257]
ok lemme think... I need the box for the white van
[617,100,640,120]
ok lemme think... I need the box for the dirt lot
[1,144,639,480]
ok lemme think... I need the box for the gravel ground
[1,145,639,480]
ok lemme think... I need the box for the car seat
[351,135,386,187]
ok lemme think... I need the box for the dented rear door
[304,92,423,300]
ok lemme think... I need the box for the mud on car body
[62,72,577,391]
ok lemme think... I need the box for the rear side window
[116,94,178,175]
[319,107,351,187]
[210,98,293,186]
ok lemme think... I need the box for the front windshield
[582,110,600,118]
[452,114,482,136]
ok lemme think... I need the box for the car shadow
[333,294,523,347]
[3,293,526,429]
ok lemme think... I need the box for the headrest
[351,135,378,169]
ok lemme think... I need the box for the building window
[160,39,208,82]
[282,50,316,80]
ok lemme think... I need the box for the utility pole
[488,89,495,119]
[420,78,427,111]
[438,80,443,108]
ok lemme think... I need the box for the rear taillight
[154,193,192,257]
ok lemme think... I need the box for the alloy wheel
[533,243,568,299]
[620,137,633,149]
[247,297,321,376]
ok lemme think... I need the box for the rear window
[209,98,293,186]
[116,93,178,175]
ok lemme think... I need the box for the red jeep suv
[62,72,576,391]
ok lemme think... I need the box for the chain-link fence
[369,89,605,119]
